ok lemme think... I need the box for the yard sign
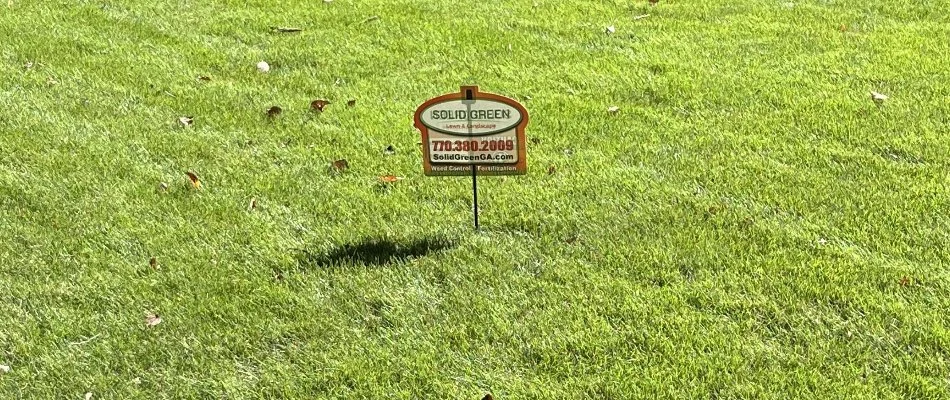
[414,86,529,229]
[414,86,529,176]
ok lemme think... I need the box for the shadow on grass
[296,237,455,268]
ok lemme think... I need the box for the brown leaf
[547,165,556,175]
[178,116,194,127]
[378,175,403,183]
[384,145,395,155]
[482,394,494,400]
[196,75,211,82]
[899,276,911,287]
[346,99,357,108]
[311,99,330,112]
[248,197,257,211]
[266,106,282,118]
[838,24,847,32]
[145,312,162,328]
[149,257,158,269]
[186,171,201,189]
[331,159,349,172]
[273,26,303,33]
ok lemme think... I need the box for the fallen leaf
[331,159,349,172]
[899,276,911,287]
[85,392,93,400]
[186,171,201,189]
[607,106,620,114]
[0,365,9,374]
[838,24,847,32]
[196,75,211,82]
[384,145,395,155]
[547,165,556,175]
[346,99,357,108]
[256,60,270,73]
[604,25,616,34]
[157,182,169,192]
[266,106,282,118]
[482,394,494,400]
[273,26,303,33]
[145,312,162,328]
[149,257,158,269]
[248,197,257,211]
[634,14,650,20]
[311,99,330,112]
[178,116,194,127]
[379,175,403,183]
[871,91,888,103]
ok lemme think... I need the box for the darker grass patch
[296,237,455,268]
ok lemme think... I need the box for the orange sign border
[414,86,529,176]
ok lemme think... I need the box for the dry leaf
[178,116,194,127]
[186,171,201,189]
[149,257,158,269]
[384,145,395,155]
[346,99,356,108]
[331,159,349,172]
[899,276,911,287]
[607,106,620,114]
[0,364,9,374]
[248,197,257,211]
[157,182,169,192]
[547,165,556,175]
[311,99,330,112]
[605,25,616,34]
[197,75,211,82]
[85,392,93,400]
[378,175,403,183]
[634,14,650,20]
[482,394,494,400]
[266,106,282,118]
[256,60,270,73]
[273,26,303,33]
[145,312,162,328]
[871,91,888,103]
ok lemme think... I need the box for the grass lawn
[1,0,949,397]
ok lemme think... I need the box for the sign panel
[414,86,529,176]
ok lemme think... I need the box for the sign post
[414,86,529,230]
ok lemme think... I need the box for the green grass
[1,0,949,397]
